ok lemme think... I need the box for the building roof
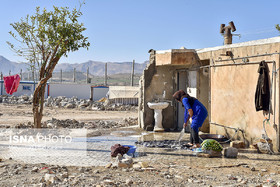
[196,36,280,53]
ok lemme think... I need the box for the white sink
[147,102,169,132]
[147,102,169,110]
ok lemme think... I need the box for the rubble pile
[44,117,137,129]
[14,117,138,129]
[0,95,137,111]
[0,95,32,104]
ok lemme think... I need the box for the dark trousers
[190,128,199,144]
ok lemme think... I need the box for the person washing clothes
[173,90,208,148]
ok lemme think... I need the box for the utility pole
[73,68,76,82]
[104,63,107,86]
[60,69,63,82]
[131,60,135,86]
[20,69,23,80]
[86,67,89,83]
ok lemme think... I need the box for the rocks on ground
[223,147,238,158]
[0,95,137,111]
[13,117,138,129]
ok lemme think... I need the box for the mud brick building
[139,36,280,152]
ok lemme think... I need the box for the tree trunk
[33,81,47,128]
[32,56,60,128]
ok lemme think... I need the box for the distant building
[109,86,139,105]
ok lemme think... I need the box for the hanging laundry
[3,74,21,95]
[255,61,270,112]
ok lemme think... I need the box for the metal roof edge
[196,36,280,53]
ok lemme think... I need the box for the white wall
[92,87,109,101]
[109,86,139,99]
[0,81,48,98]
[49,83,91,99]
[109,86,139,104]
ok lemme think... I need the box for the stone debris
[44,173,59,185]
[223,147,238,158]
[230,141,245,149]
[31,167,39,172]
[126,178,133,185]
[117,154,133,168]
[105,154,153,171]
[105,163,112,168]
[0,95,137,111]
[14,117,137,129]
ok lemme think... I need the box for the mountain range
[0,55,148,76]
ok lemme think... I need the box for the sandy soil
[0,103,280,186]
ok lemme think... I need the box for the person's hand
[183,123,187,128]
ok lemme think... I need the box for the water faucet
[161,99,173,106]
[162,90,166,99]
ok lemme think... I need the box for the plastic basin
[123,145,136,155]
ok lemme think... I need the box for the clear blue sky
[0,0,279,64]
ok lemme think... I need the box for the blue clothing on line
[182,97,208,133]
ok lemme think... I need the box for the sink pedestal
[147,102,169,132]
[153,109,165,132]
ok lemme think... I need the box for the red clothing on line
[3,74,21,95]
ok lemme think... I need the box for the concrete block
[230,141,245,148]
[223,147,238,158]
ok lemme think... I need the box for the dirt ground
[0,103,138,127]
[0,103,280,187]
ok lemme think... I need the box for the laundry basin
[147,102,169,110]
[147,102,169,132]
[199,134,229,143]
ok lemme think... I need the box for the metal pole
[105,63,107,86]
[0,72,2,95]
[211,60,275,68]
[86,67,89,83]
[73,68,76,82]
[214,52,280,62]
[131,60,135,86]
[60,69,63,82]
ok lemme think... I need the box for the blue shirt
[182,97,208,124]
